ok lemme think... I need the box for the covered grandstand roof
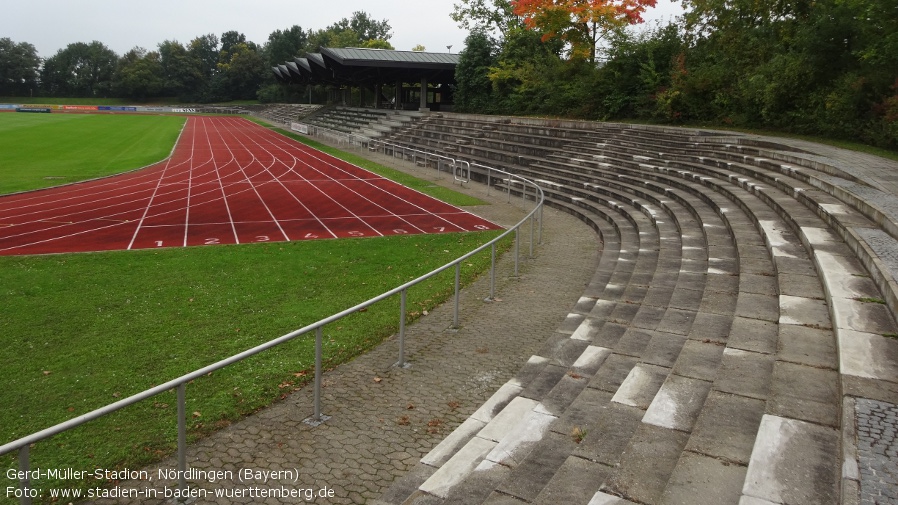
[272,47,459,87]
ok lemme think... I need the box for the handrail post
[530,214,535,257]
[514,227,520,276]
[539,204,544,244]
[453,263,461,328]
[487,167,492,196]
[18,445,30,505]
[314,327,323,421]
[177,383,187,500]
[398,289,407,367]
[489,243,497,301]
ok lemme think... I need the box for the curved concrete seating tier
[375,113,898,504]
[256,103,322,125]
[302,106,423,138]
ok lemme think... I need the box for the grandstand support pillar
[395,80,402,110]
[375,84,382,109]
[419,77,430,112]
[359,86,365,107]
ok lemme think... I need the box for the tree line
[452,0,898,149]
[0,11,392,103]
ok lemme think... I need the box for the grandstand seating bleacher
[359,112,898,504]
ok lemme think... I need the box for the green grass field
[0,113,186,194]
[0,113,507,503]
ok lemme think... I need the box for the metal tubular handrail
[1,122,545,505]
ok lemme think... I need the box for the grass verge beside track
[0,228,508,503]
[0,113,186,194]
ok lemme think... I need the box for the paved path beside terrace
[86,139,601,504]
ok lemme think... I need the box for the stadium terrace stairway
[256,103,322,125]
[302,106,423,138]
[375,114,898,504]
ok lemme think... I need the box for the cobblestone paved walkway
[87,143,600,504]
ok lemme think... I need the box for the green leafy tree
[454,31,498,112]
[451,0,522,37]
[112,47,164,100]
[189,33,220,80]
[0,38,40,96]
[218,42,267,100]
[306,11,392,50]
[360,39,394,49]
[265,26,309,67]
[158,40,204,99]
[41,41,118,97]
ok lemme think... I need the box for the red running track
[0,116,503,256]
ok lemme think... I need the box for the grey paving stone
[552,387,613,439]
[713,348,774,401]
[667,287,704,311]
[738,246,775,262]
[608,303,640,325]
[768,361,840,427]
[728,316,778,354]
[656,308,698,335]
[676,271,711,292]
[856,399,898,505]
[589,299,617,319]
[571,345,613,377]
[778,273,826,299]
[642,374,713,432]
[659,452,747,505]
[573,402,644,467]
[621,283,650,304]
[603,424,690,504]
[643,285,676,307]
[685,391,766,465]
[532,456,611,505]
[704,274,741,295]
[735,292,780,322]
[536,336,590,368]
[615,326,656,357]
[738,273,779,295]
[642,331,689,368]
[775,256,818,277]
[833,297,898,334]
[440,458,512,505]
[776,324,838,370]
[742,415,839,505]
[571,317,606,342]
[481,492,528,505]
[588,353,640,394]
[688,311,735,344]
[699,289,739,315]
[671,340,726,381]
[593,321,628,348]
[540,372,590,416]
[611,363,670,410]
[779,295,832,328]
[495,431,575,501]
[631,304,667,330]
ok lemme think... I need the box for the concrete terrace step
[375,116,898,505]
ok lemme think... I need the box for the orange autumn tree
[512,0,657,62]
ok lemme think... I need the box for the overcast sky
[2,0,684,59]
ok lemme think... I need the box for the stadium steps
[372,116,897,504]
[255,103,322,125]
[302,106,420,137]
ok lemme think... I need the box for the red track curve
[0,116,502,256]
